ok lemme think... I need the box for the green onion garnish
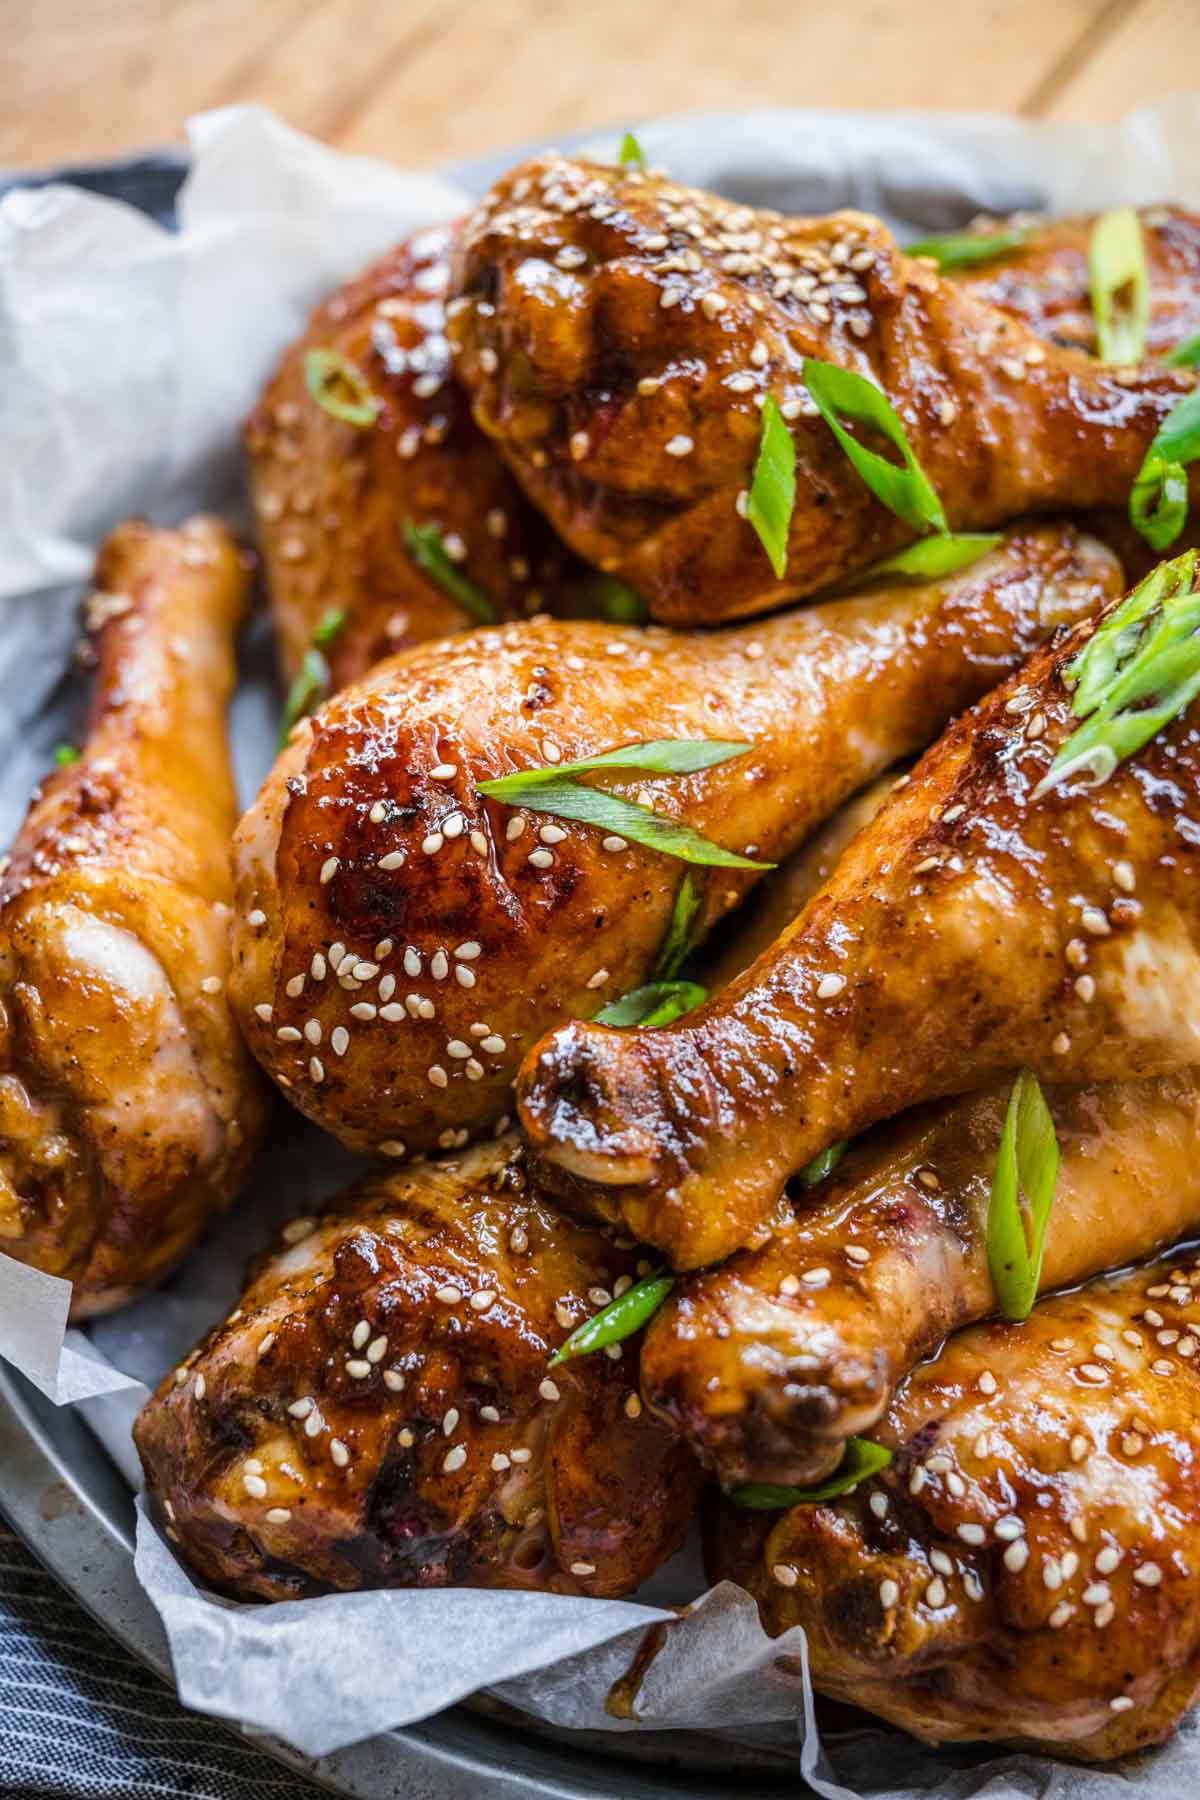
[985,1069,1060,1323]
[312,606,347,648]
[655,871,703,979]
[477,740,770,870]
[1089,208,1150,365]
[403,520,497,624]
[905,226,1032,271]
[52,744,80,767]
[618,131,646,169]
[1128,387,1200,552]
[798,1140,847,1188]
[747,395,797,579]
[855,532,1004,585]
[595,980,706,1029]
[803,358,948,537]
[304,349,380,428]
[728,1438,894,1509]
[1163,332,1200,369]
[548,1269,674,1365]
[589,574,648,622]
[1033,551,1200,799]
[279,647,330,747]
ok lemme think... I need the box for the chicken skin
[0,520,269,1317]
[134,1138,701,1601]
[707,1243,1200,1761]
[643,1072,1200,1489]
[229,522,1117,1157]
[950,204,1200,358]
[246,222,584,693]
[519,560,1200,1267]
[449,155,1197,624]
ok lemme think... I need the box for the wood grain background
[2,0,1196,173]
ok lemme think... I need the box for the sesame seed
[254,1004,273,1022]
[304,1019,322,1045]
[801,1267,831,1288]
[1083,1583,1112,1607]
[266,1508,291,1524]
[924,1577,947,1607]
[846,1245,870,1265]
[247,909,267,929]
[929,1549,953,1576]
[436,1284,462,1305]
[282,1217,316,1244]
[431,762,457,780]
[511,1447,533,1464]
[994,1518,1024,1542]
[380,1004,405,1022]
[665,434,694,457]
[276,1026,302,1042]
[346,1358,371,1379]
[471,1289,497,1312]
[491,1451,510,1472]
[480,1405,501,1423]
[1081,906,1110,936]
[443,1407,460,1437]
[586,968,610,989]
[570,1560,596,1577]
[304,1409,323,1438]
[1049,1602,1073,1629]
[367,1336,388,1363]
[506,817,526,842]
[816,973,846,999]
[624,1392,643,1420]
[369,801,387,824]
[539,1378,561,1402]
[602,835,627,852]
[1134,1562,1163,1586]
[772,1563,799,1588]
[1113,861,1135,892]
[1078,1363,1108,1383]
[422,832,444,855]
[309,1057,325,1083]
[319,857,339,885]
[1094,1601,1116,1628]
[879,1578,900,1609]
[1003,1540,1029,1572]
[455,966,477,989]
[958,1523,986,1546]
[378,851,405,870]
[528,848,554,868]
[1070,1435,1089,1462]
[481,1035,506,1054]
[383,1369,404,1392]
[443,814,465,840]
[397,1428,415,1448]
[1052,1032,1071,1055]
[1095,1546,1121,1574]
[431,950,449,980]
[1110,1696,1135,1713]
[201,975,222,995]
[243,1473,268,1499]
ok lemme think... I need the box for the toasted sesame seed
[539,1378,561,1403]
[801,1267,831,1288]
[511,1447,533,1464]
[1003,1540,1030,1573]
[378,850,405,871]
[586,968,610,989]
[665,434,695,457]
[1083,1582,1112,1607]
[247,909,267,929]
[879,1578,900,1609]
[1070,1434,1089,1462]
[471,1289,497,1312]
[602,835,627,852]
[816,973,846,999]
[506,817,526,842]
[428,1065,448,1088]
[255,1003,273,1022]
[367,1336,388,1364]
[431,950,449,980]
[243,1473,268,1499]
[309,1057,325,1083]
[1081,906,1110,936]
[328,1438,349,1467]
[1134,1562,1163,1586]
[1052,1032,1071,1055]
[1049,1602,1073,1629]
[958,1523,986,1546]
[383,1369,404,1392]
[491,1451,511,1472]
[528,848,554,868]
[845,1245,870,1265]
[422,832,444,855]
[1095,1546,1121,1575]
[570,1560,596,1576]
[431,762,458,781]
[266,1507,291,1524]
[369,801,387,824]
[994,1517,1024,1542]
[624,1392,643,1420]
[1110,1696,1135,1713]
[1113,861,1135,892]
[1094,1601,1116,1628]
[771,1562,799,1587]
[282,1217,316,1244]
[276,1025,302,1042]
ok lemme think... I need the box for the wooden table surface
[3,0,1197,173]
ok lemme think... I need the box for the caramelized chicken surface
[707,1243,1200,1761]
[135,1138,701,1601]
[246,222,585,691]
[229,522,1116,1156]
[519,569,1200,1267]
[951,205,1200,356]
[0,521,269,1317]
[644,1072,1200,1489]
[449,155,1196,624]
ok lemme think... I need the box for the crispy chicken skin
[707,1244,1200,1761]
[519,570,1200,1268]
[229,522,1117,1156]
[643,1072,1200,1489]
[134,1138,701,1601]
[0,520,269,1317]
[448,155,1196,624]
[246,222,583,691]
[951,205,1200,357]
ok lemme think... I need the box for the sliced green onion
[803,358,948,537]
[402,519,497,624]
[1163,332,1200,369]
[1128,387,1200,552]
[1034,551,1200,799]
[1089,208,1150,365]
[618,131,647,170]
[589,574,648,623]
[747,395,797,579]
[728,1438,894,1509]
[312,607,347,648]
[481,739,751,791]
[798,1140,847,1188]
[986,1069,1060,1322]
[478,741,768,869]
[53,743,80,767]
[548,1269,674,1365]
[595,980,706,1028]
[905,226,1032,271]
[279,646,330,747]
[655,871,703,979]
[304,349,380,428]
[856,532,1004,585]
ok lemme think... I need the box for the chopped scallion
[905,226,1032,271]
[1128,387,1200,552]
[403,520,497,624]
[618,131,647,170]
[1089,208,1150,365]
[304,349,380,428]
[985,1069,1060,1322]
[595,980,706,1028]
[747,395,797,579]
[803,358,948,537]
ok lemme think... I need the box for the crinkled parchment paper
[2,96,1200,1795]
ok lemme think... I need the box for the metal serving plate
[0,142,807,1800]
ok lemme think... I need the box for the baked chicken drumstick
[708,1242,1200,1761]
[0,520,269,1316]
[449,155,1196,624]
[247,222,583,693]
[519,554,1200,1266]
[135,1139,701,1600]
[642,1071,1200,1488]
[230,522,1117,1156]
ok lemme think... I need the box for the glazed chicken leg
[229,522,1116,1156]
[519,562,1200,1266]
[642,1072,1200,1489]
[247,223,587,693]
[949,204,1200,357]
[449,155,1197,624]
[0,520,269,1316]
[708,1242,1200,1761]
[135,1138,701,1601]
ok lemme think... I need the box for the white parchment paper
[2,96,1200,1793]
